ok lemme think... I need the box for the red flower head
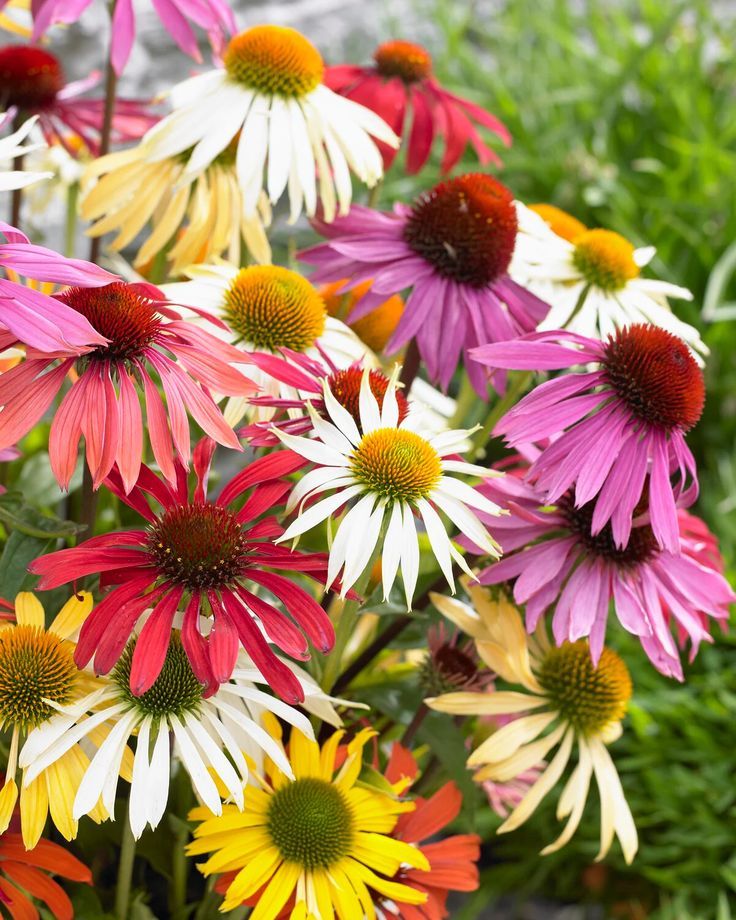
[379,744,481,920]
[0,281,256,492]
[326,39,510,175]
[0,44,154,155]
[29,441,336,703]
[0,833,91,919]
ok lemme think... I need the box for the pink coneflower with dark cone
[239,348,409,446]
[0,281,255,492]
[24,0,236,76]
[471,323,705,553]
[0,44,154,155]
[325,39,510,174]
[301,173,549,394]
[466,470,734,679]
[29,443,336,703]
[419,622,492,697]
[482,767,544,820]
[0,221,117,352]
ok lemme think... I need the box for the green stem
[368,177,383,208]
[114,818,137,920]
[448,373,478,429]
[287,235,298,270]
[64,182,79,258]
[10,113,24,230]
[89,9,118,264]
[170,768,192,919]
[320,548,381,693]
[78,463,98,543]
[471,370,532,460]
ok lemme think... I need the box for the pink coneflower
[28,444,336,702]
[23,0,236,75]
[0,45,153,155]
[301,173,549,393]
[471,324,705,553]
[0,221,116,352]
[482,768,544,820]
[0,281,255,491]
[469,472,734,679]
[325,39,510,174]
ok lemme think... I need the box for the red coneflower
[379,744,481,919]
[0,281,255,491]
[28,442,336,703]
[0,44,153,155]
[326,39,510,175]
[0,833,91,918]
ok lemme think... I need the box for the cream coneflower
[511,202,706,357]
[162,262,368,426]
[274,367,503,606]
[0,591,114,849]
[140,24,398,223]
[80,142,272,275]
[427,583,638,863]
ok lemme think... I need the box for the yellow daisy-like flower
[80,143,272,275]
[0,590,112,849]
[187,727,430,918]
[427,583,638,864]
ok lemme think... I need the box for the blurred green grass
[385,1,736,916]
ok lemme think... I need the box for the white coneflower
[140,24,398,223]
[511,202,706,358]
[19,631,324,839]
[274,368,503,607]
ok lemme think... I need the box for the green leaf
[0,491,83,539]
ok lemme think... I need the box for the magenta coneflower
[0,222,116,352]
[301,173,549,393]
[0,281,255,491]
[471,324,705,553]
[239,349,409,446]
[26,0,236,75]
[28,444,335,702]
[0,44,153,155]
[468,472,733,679]
[325,39,510,175]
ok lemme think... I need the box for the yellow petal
[49,591,93,639]
[0,779,18,834]
[14,592,44,628]
[20,772,49,849]
[249,860,301,920]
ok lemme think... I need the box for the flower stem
[64,182,79,258]
[399,339,421,395]
[170,767,192,919]
[320,555,380,694]
[401,702,428,746]
[368,177,383,208]
[10,114,24,230]
[79,463,98,544]
[333,614,412,695]
[114,817,136,920]
[89,13,118,264]
[471,370,532,460]
[332,572,447,695]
